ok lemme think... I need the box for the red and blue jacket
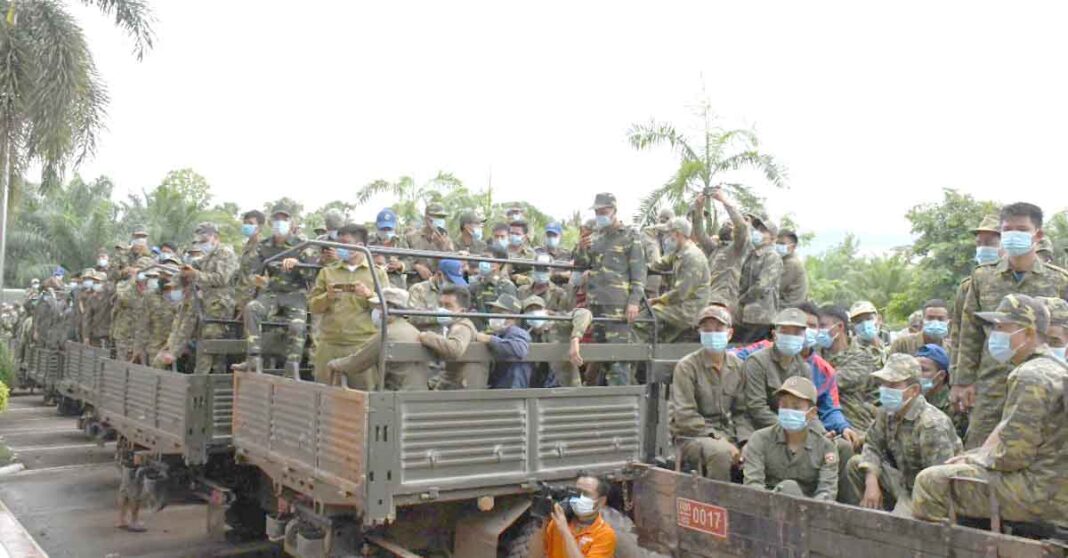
[731,340,852,434]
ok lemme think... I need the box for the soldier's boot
[284,360,300,380]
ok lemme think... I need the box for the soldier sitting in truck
[326,287,426,391]
[419,284,488,389]
[544,473,618,558]
[474,293,533,389]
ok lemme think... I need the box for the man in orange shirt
[544,474,618,558]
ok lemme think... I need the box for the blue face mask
[879,386,907,413]
[700,330,729,353]
[815,328,835,349]
[778,408,808,432]
[922,320,949,339]
[431,218,447,230]
[272,219,290,236]
[804,328,818,349]
[533,271,551,284]
[494,238,509,249]
[198,241,215,255]
[987,329,1021,363]
[526,310,548,330]
[775,334,804,356]
[546,236,560,248]
[750,230,765,248]
[1051,346,1067,363]
[472,228,484,241]
[855,319,878,342]
[82,279,93,290]
[975,245,999,265]
[241,223,258,238]
[478,261,493,276]
[166,289,183,303]
[663,237,678,254]
[379,229,396,241]
[336,248,351,261]
[509,234,524,247]
[774,243,789,257]
[920,378,935,394]
[436,309,454,326]
[1000,231,1034,257]
[595,214,612,229]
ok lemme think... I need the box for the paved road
[0,393,276,558]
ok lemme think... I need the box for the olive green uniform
[743,423,839,501]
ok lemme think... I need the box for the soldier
[506,219,537,283]
[641,217,710,342]
[775,229,808,308]
[816,304,877,432]
[179,224,239,372]
[889,299,949,355]
[243,206,314,375]
[742,308,811,430]
[469,246,518,315]
[84,271,112,348]
[111,267,153,361]
[694,189,750,315]
[849,300,887,369]
[405,203,454,281]
[474,294,533,389]
[369,208,411,290]
[505,203,525,224]
[313,208,346,266]
[308,225,388,387]
[410,259,470,329]
[736,212,783,344]
[489,222,510,251]
[952,202,1068,449]
[669,305,750,481]
[1038,296,1068,362]
[913,294,1068,525]
[144,272,179,368]
[639,221,665,301]
[573,193,645,386]
[235,209,267,316]
[542,222,570,262]
[846,354,962,514]
[326,288,426,391]
[517,252,571,313]
[520,295,591,387]
[914,344,967,440]
[1035,236,1055,264]
[743,376,839,501]
[419,285,488,389]
[121,224,156,273]
[454,210,486,255]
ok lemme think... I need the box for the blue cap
[376,209,398,230]
[52,266,66,277]
[438,259,467,286]
[915,344,950,373]
[545,222,563,236]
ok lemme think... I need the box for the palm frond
[717,151,788,189]
[633,160,704,226]
[355,179,398,205]
[81,0,155,61]
[626,120,700,162]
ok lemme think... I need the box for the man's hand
[950,384,976,412]
[252,274,269,288]
[551,503,570,534]
[386,261,403,273]
[860,476,883,510]
[413,263,432,281]
[579,231,592,250]
[475,332,492,343]
[353,282,372,298]
[841,428,864,450]
[281,257,300,272]
[321,247,336,259]
[711,188,728,204]
[326,283,340,301]
[695,193,706,207]
[126,267,138,279]
[728,442,741,465]
[157,351,175,365]
[568,338,584,367]
[625,304,639,323]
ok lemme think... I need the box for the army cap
[849,300,878,320]
[488,293,521,314]
[459,210,483,226]
[773,308,808,328]
[1036,237,1054,256]
[591,193,617,210]
[130,224,148,237]
[521,295,547,311]
[775,376,818,404]
[971,215,1001,235]
[425,203,448,218]
[368,287,409,309]
[195,222,219,238]
[270,204,291,218]
[141,268,160,278]
[545,222,563,236]
[696,305,732,328]
[745,211,768,228]
[323,208,345,230]
[666,217,692,237]
[976,293,1050,333]
[1038,296,1068,327]
[871,353,922,384]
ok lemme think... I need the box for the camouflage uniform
[408,279,446,329]
[370,233,412,290]
[469,273,519,314]
[949,215,1000,365]
[639,226,665,299]
[517,281,572,314]
[111,279,145,360]
[743,377,839,503]
[573,193,646,386]
[695,198,750,314]
[823,345,877,432]
[644,238,710,341]
[738,235,783,334]
[913,350,1068,522]
[187,239,239,373]
[846,355,962,513]
[145,292,178,365]
[778,251,808,308]
[404,203,454,277]
[85,281,113,347]
[244,229,313,369]
[670,327,751,481]
[955,256,1068,448]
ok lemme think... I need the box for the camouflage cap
[368,287,410,309]
[521,295,547,311]
[773,307,808,328]
[745,211,768,228]
[270,204,291,218]
[775,376,818,404]
[908,310,923,328]
[1038,296,1068,328]
[323,208,345,230]
[459,210,483,226]
[849,300,878,320]
[194,222,219,236]
[156,264,180,277]
[80,267,94,277]
[871,353,922,383]
[976,293,1050,333]
[487,293,521,314]
[666,216,692,237]
[591,193,617,210]
[971,215,1001,235]
[90,270,107,281]
[696,305,732,328]
[130,224,149,237]
[1036,236,1054,256]
[425,203,448,217]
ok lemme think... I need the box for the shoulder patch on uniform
[825,452,837,465]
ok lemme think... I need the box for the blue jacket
[487,325,532,389]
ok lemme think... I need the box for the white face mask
[488,318,507,330]
[371,308,383,327]
[570,495,597,517]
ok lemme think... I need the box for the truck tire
[498,515,544,558]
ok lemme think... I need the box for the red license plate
[675,497,728,538]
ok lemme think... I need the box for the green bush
[0,342,13,392]
[0,381,8,414]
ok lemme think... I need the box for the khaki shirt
[308,259,389,346]
[739,245,783,325]
[742,423,839,501]
[330,318,427,391]
[669,349,751,442]
[419,318,490,389]
[778,252,808,307]
[743,346,810,432]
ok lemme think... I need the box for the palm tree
[0,0,155,290]
[627,99,786,228]
[355,172,462,230]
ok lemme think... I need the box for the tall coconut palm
[627,99,786,228]
[0,0,155,290]
[355,172,462,230]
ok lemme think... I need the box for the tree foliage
[355,172,462,229]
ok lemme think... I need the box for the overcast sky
[71,1,1068,254]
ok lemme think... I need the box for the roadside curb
[0,495,47,557]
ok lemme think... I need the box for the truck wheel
[498,515,544,558]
